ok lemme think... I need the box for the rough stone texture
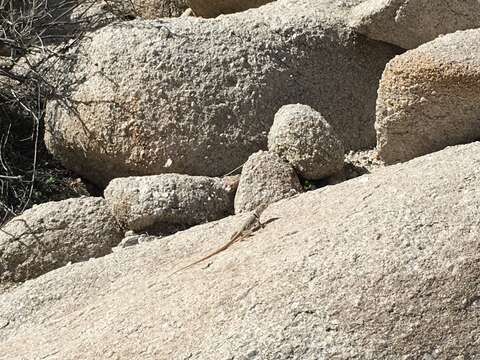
[349,0,480,49]
[0,197,122,283]
[44,0,400,186]
[188,0,272,18]
[234,150,303,213]
[1,142,480,357]
[376,29,480,164]
[268,104,345,180]
[104,174,237,233]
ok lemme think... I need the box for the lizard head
[254,202,269,216]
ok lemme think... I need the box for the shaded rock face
[104,174,237,233]
[376,29,480,164]
[188,0,272,18]
[268,104,344,180]
[1,143,480,358]
[107,0,189,19]
[234,150,302,213]
[349,0,480,49]
[44,0,400,186]
[0,197,122,283]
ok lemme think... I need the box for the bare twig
[0,175,22,180]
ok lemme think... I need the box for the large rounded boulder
[45,0,400,186]
[349,0,480,49]
[0,197,122,283]
[376,29,480,164]
[104,174,236,233]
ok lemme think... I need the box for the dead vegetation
[0,0,111,225]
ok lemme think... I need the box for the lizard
[169,203,268,276]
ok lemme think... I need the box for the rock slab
[1,142,480,357]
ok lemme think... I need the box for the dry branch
[0,0,112,225]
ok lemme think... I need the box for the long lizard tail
[167,231,242,278]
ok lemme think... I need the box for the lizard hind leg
[239,229,255,241]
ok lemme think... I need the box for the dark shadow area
[301,162,371,192]
[262,217,279,226]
